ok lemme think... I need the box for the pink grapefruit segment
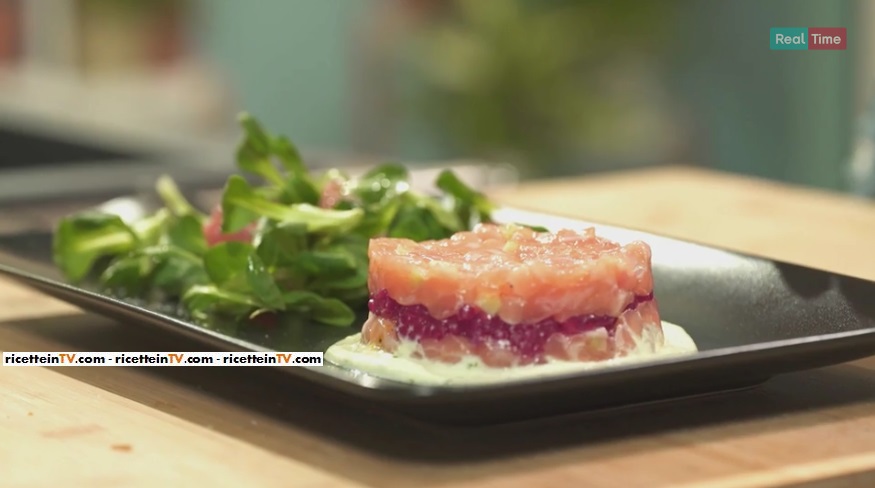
[203,206,256,247]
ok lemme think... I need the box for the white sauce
[324,321,699,386]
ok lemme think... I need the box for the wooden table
[2,165,875,488]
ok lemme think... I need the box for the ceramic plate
[2,193,874,425]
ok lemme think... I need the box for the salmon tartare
[361,223,665,368]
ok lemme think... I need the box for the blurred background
[0,0,871,202]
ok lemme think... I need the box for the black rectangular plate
[1,197,875,425]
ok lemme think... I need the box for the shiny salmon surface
[362,223,664,366]
[368,223,655,324]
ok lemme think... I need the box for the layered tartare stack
[362,223,664,368]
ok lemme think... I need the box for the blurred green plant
[399,0,680,177]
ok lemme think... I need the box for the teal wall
[192,0,367,150]
[193,0,857,192]
[672,0,855,191]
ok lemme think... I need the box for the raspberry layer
[363,289,662,365]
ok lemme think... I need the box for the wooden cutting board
[1,165,875,488]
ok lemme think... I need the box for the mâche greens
[52,112,539,330]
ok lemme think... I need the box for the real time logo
[771,27,847,50]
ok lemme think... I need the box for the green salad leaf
[156,175,206,222]
[436,169,495,228]
[51,112,505,330]
[99,245,209,300]
[165,214,208,256]
[54,211,147,283]
[221,175,363,234]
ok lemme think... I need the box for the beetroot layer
[367,289,655,360]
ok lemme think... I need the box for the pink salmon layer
[367,223,655,324]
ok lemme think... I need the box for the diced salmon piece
[361,314,401,352]
[368,223,654,324]
[544,300,663,361]
[419,335,472,365]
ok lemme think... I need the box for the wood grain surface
[1,165,875,488]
